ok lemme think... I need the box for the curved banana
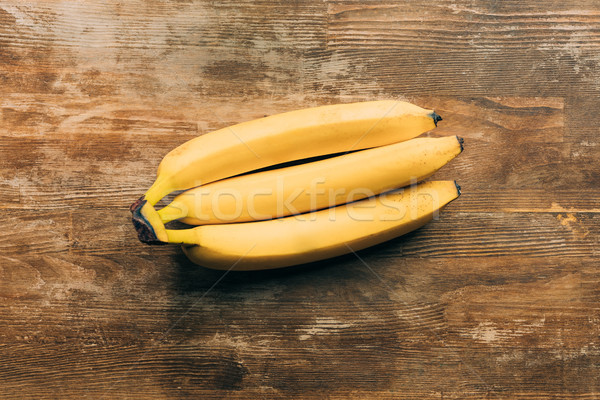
[165,181,460,271]
[158,136,463,225]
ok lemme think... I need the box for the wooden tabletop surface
[2,1,599,398]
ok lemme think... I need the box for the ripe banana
[131,100,441,243]
[164,181,460,271]
[157,136,463,225]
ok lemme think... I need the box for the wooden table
[1,1,599,398]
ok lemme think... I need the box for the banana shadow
[170,229,421,295]
[160,231,421,395]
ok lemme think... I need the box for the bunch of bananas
[130,100,463,271]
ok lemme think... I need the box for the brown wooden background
[1,1,599,398]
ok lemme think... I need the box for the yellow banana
[157,136,463,225]
[165,181,460,271]
[131,100,441,243]
[145,100,440,205]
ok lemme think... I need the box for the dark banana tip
[456,136,464,152]
[430,112,442,126]
[454,181,462,196]
[130,198,165,245]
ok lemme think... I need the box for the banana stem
[143,177,172,206]
[165,228,200,245]
[156,202,186,224]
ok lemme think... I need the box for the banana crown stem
[130,199,169,244]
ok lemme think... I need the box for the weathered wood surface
[1,1,599,398]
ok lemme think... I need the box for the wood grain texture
[0,0,599,398]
